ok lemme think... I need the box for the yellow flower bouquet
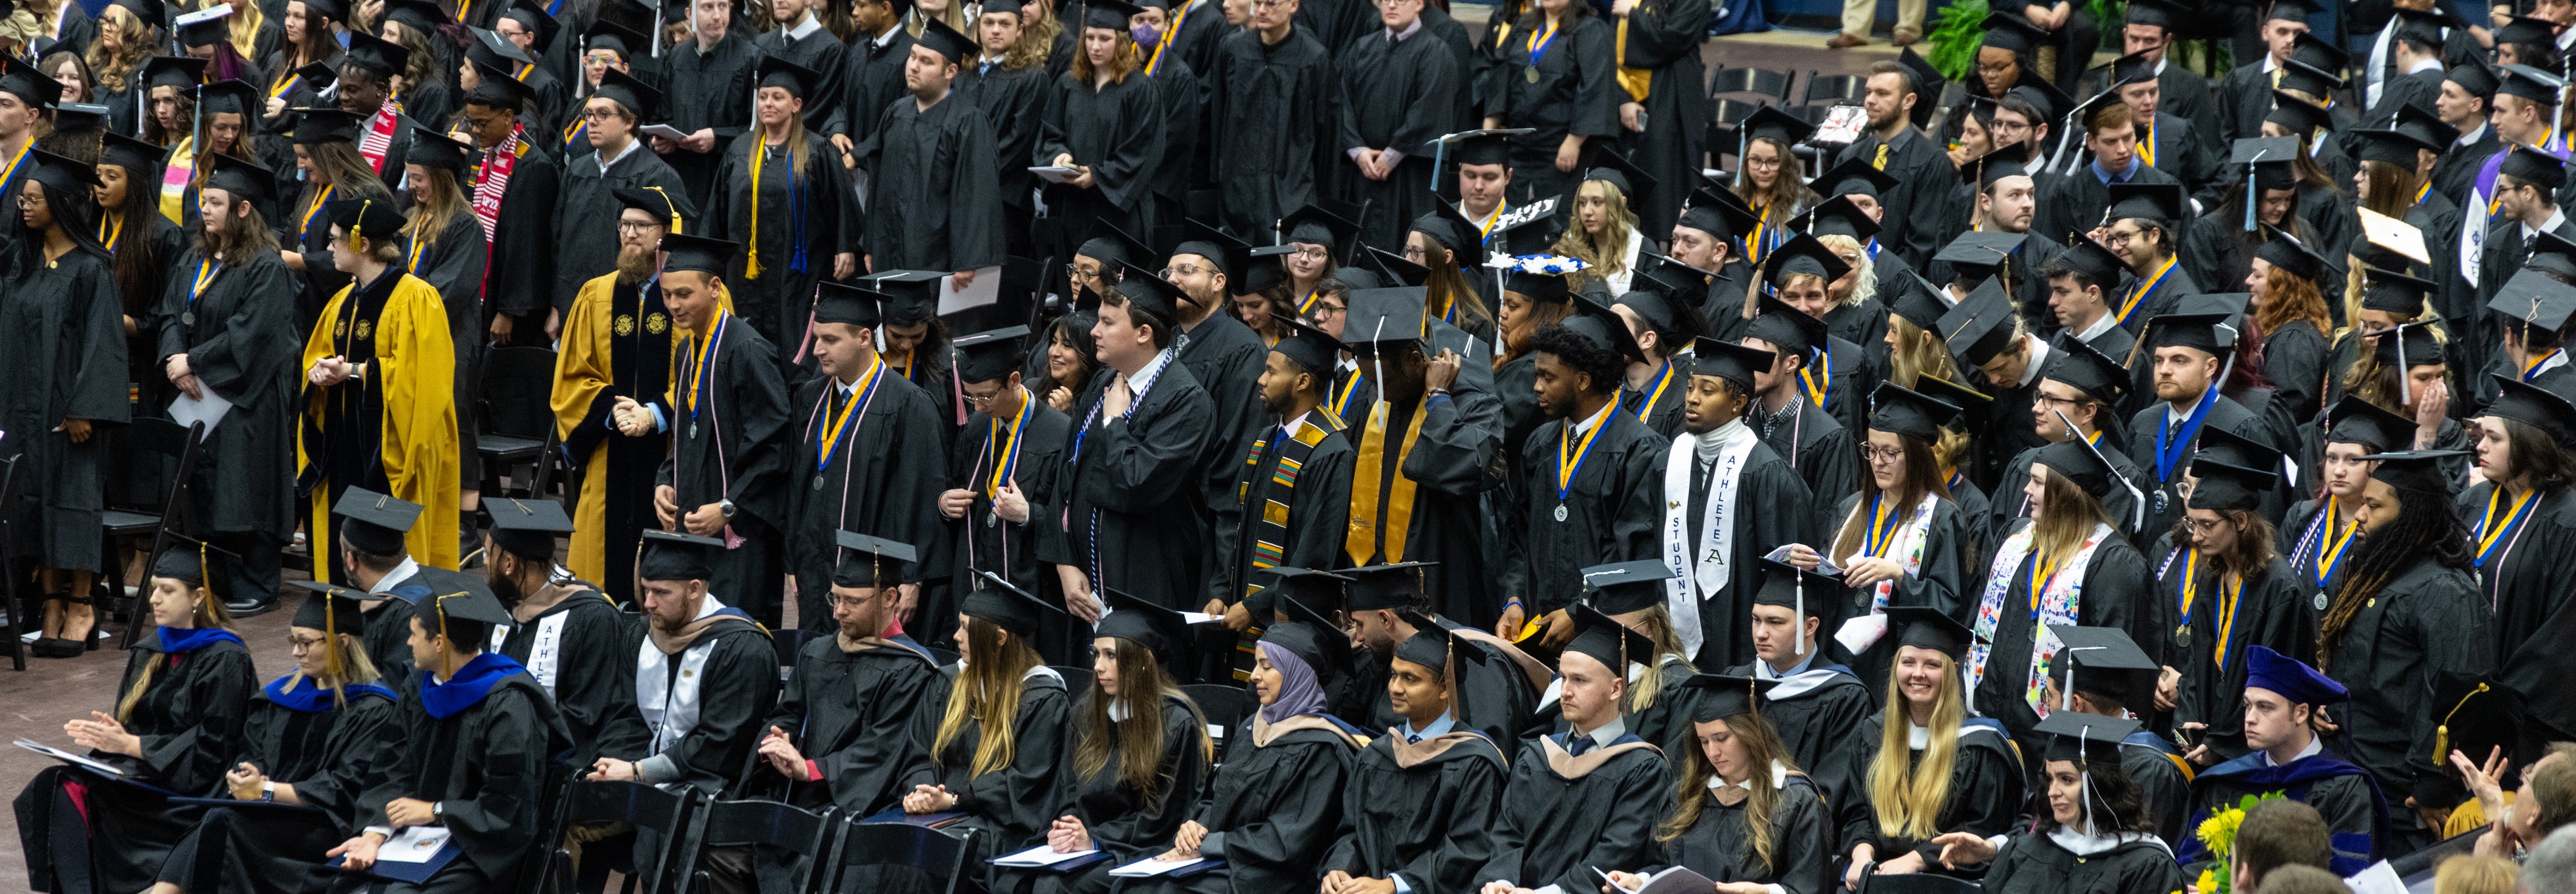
[2191,794,2286,894]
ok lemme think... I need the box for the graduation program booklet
[639,124,692,141]
[1107,855,1224,878]
[993,843,1107,870]
[937,266,1004,315]
[857,805,965,828]
[168,390,233,441]
[16,739,130,777]
[330,826,460,883]
[1028,166,1083,184]
[1595,866,1716,894]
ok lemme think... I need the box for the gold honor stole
[1346,401,1429,564]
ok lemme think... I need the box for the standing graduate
[750,0,849,138]
[859,19,1007,286]
[897,578,1073,860]
[1319,627,1509,894]
[1601,0,1707,244]
[553,187,688,603]
[1163,225,1276,605]
[939,327,1073,655]
[2178,646,2389,872]
[1925,714,2187,894]
[1812,383,1977,689]
[1606,675,1834,894]
[2244,226,2336,425]
[2168,458,2313,766]
[295,197,461,574]
[12,544,255,894]
[2457,376,2576,749]
[838,0,919,172]
[549,68,687,336]
[1488,0,1612,224]
[100,132,187,419]
[1834,608,2026,887]
[1744,289,1862,529]
[1035,2,1161,258]
[155,154,298,620]
[280,109,397,326]
[452,66,560,349]
[1971,435,2153,751]
[1043,262,1216,612]
[323,589,572,894]
[1610,285,1696,438]
[146,587,403,894]
[2126,310,2274,540]
[1210,315,1356,634]
[653,0,758,207]
[481,498,635,771]
[955,4,1053,258]
[1724,559,1874,805]
[781,282,948,632]
[756,533,947,815]
[1203,0,1332,239]
[0,55,56,257]
[702,57,863,358]
[591,530,781,798]
[2279,396,2413,605]
[1835,61,1950,268]
[1656,339,1812,669]
[1336,0,1463,249]
[639,234,792,626]
[1473,612,1671,894]
[401,131,494,547]
[1507,298,1668,648]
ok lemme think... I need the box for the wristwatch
[431,801,444,819]
[718,500,737,519]
[259,781,276,802]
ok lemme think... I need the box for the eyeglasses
[2103,228,2143,247]
[1743,155,1782,169]
[828,591,882,610]
[1859,444,1904,463]
[962,387,1005,406]
[287,635,330,651]
[1291,246,1330,261]
[581,108,623,121]
[14,194,39,210]
[585,52,624,65]
[2187,516,2233,534]
[1312,303,1347,318]
[2033,393,2091,408]
[617,219,662,233]
[1161,264,1209,279]
[1400,245,1428,261]
[462,114,499,131]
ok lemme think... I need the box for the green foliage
[2088,0,2126,48]
[1925,0,1990,81]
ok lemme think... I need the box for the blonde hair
[1661,708,1802,874]
[1816,234,1875,309]
[184,0,265,60]
[1868,652,1967,840]
[1887,315,1960,387]
[2433,855,2521,894]
[285,631,385,706]
[1001,2,1054,70]
[405,166,469,250]
[1552,179,1639,287]
[116,582,236,725]
[933,616,1043,777]
[1621,604,1691,713]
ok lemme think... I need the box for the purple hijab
[1255,640,1327,725]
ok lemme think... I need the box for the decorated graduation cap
[754,55,821,99]
[2034,427,2123,503]
[1341,287,1432,352]
[1790,195,1881,243]
[2499,144,2568,190]
[1582,148,1657,203]
[1885,605,1975,660]
[2499,64,2565,105]
[1109,259,1186,320]
[914,16,977,62]
[2187,456,2278,511]
[333,487,424,555]
[2044,625,2160,709]
[1561,295,1649,364]
[1753,557,1841,655]
[1868,382,1962,443]
[1343,561,1436,612]
[173,4,232,47]
[1562,603,1657,673]
[342,30,410,77]
[1083,0,1146,29]
[1939,278,2019,367]
[638,529,724,581]
[1763,233,1849,286]
[2485,374,2576,442]
[2361,448,2469,495]
[1745,294,1828,358]
[139,56,210,94]
[467,59,540,110]
[963,571,1061,637]
[1098,586,1208,662]
[2142,310,2237,358]
[2105,182,2185,225]
[1579,559,1673,616]
[485,497,574,562]
[658,232,738,276]
[2042,336,2132,405]
[1981,9,2048,53]
[202,152,277,203]
[2491,269,2576,339]
[613,185,696,233]
[2323,394,2417,452]
[290,107,360,144]
[2256,227,2336,284]
[1279,201,1361,255]
[1682,674,1780,723]
[409,129,477,171]
[1271,313,1346,377]
[2361,265,2436,316]
[1676,186,1760,242]
[953,325,1032,383]
[1961,141,2033,190]
[1690,338,1775,392]
[1810,155,1899,201]
[1503,262,1576,305]
[2448,58,2502,100]
[2244,644,2348,706]
[830,530,917,589]
[594,67,662,119]
[100,132,168,177]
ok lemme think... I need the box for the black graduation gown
[861,91,1008,274]
[1824,492,1976,692]
[1045,360,1219,609]
[1205,27,1335,238]
[754,24,851,137]
[1036,72,1161,256]
[1134,717,1358,894]
[1176,313,1272,598]
[658,32,760,207]
[492,586,638,769]
[2030,163,2187,262]
[2170,555,2314,757]
[1972,523,2153,748]
[763,633,945,815]
[156,248,299,536]
[1813,333,1878,448]
[2116,731,2195,847]
[1321,731,1508,894]
[943,400,1073,657]
[1012,694,1213,894]
[2213,61,2277,146]
[152,682,404,894]
[477,137,561,331]
[1680,441,1813,671]
[2322,558,2494,800]
[655,314,792,623]
[1837,128,1951,268]
[703,130,859,353]
[956,58,1052,251]
[1988,438,2153,546]
[1757,396,1861,536]
[1833,714,2027,870]
[1,240,129,571]
[113,211,187,421]
[2124,393,2273,540]
[1650,773,1834,894]
[1726,658,1876,808]
[1492,14,1615,220]
[1474,733,1670,893]
[1214,409,1356,608]
[1618,360,1688,440]
[287,182,379,326]
[549,142,689,314]
[2178,214,2267,317]
[1979,832,2185,894]
[841,26,918,155]
[376,668,573,886]
[1342,389,1501,622]
[782,368,949,628]
[2459,484,2576,742]
[903,668,1073,853]
[1608,0,1707,244]
[604,618,779,797]
[404,214,492,477]
[2431,127,2504,211]
[1143,56,1203,225]
[1338,26,1465,249]
[2262,319,2330,425]
[1521,406,1668,614]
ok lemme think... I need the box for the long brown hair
[200,198,279,262]
[1498,293,1574,367]
[1867,652,1967,840]
[1661,708,1801,875]
[405,167,469,250]
[1832,433,1952,565]
[1068,27,1138,85]
[2360,159,2422,219]
[1071,638,1213,799]
[1416,240,1492,335]
[2030,464,2112,559]
[932,616,1044,777]
[85,5,153,93]
[1733,137,1814,222]
[116,581,235,724]
[300,140,397,214]
[1002,4,1055,70]
[141,87,194,146]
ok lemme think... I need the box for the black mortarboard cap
[1562,295,1648,364]
[194,78,257,117]
[288,581,370,635]
[149,534,237,590]
[342,30,409,76]
[1964,140,2034,189]
[2361,266,2437,314]
[1583,148,1658,205]
[1410,200,1478,255]
[1792,195,1882,243]
[467,59,539,110]
[385,0,449,33]
[333,487,423,555]
[409,129,476,171]
[2143,310,2237,358]
[2269,0,2319,20]
[139,56,209,93]
[1913,375,1992,420]
[2497,14,2560,45]
[2532,231,2576,278]
[582,18,645,57]
[1342,288,1432,351]
[2501,144,2567,190]
[100,132,166,176]
[755,55,821,98]
[2267,89,2336,140]
[2449,59,2502,99]
[809,282,885,328]
[2036,712,2138,764]
[1750,557,1843,647]
[1343,562,1436,612]
[2486,374,2576,442]
[1935,230,2027,280]
[1735,105,1817,150]
[1262,577,1352,673]
[1683,674,1780,722]
[1097,586,1203,661]
[2362,448,2470,494]
[2187,457,2279,511]
[2501,64,2567,105]
[485,497,575,561]
[108,0,166,32]
[1885,605,1975,660]
[290,107,360,144]
[1279,202,1361,257]
[1394,626,1450,671]
[1811,155,1899,201]
[638,529,723,580]
[863,269,946,326]
[328,196,407,240]
[1677,186,1760,242]
[1896,47,1946,127]
[2055,237,2125,287]
[2044,624,2161,703]
[201,152,276,202]
[2325,394,2417,452]
[428,587,515,627]
[1745,294,1828,356]
[2393,102,2459,150]
[1579,560,1673,616]
[469,26,534,69]
[1982,10,2046,53]
[658,232,738,276]
[1365,246,1430,288]
[1763,233,1849,285]
[1174,217,1246,280]
[2042,335,2131,404]
[2036,434,2121,502]
[2287,32,2348,74]
[2492,269,2576,337]
[1886,268,1952,331]
[1868,382,1962,442]
[953,325,1031,383]
[962,571,1060,637]
[2257,227,2336,284]
[1562,604,1656,672]
[2009,77,2076,123]
[1939,278,2019,367]
[173,5,232,47]
[915,16,977,61]
[1690,338,1774,391]
[1239,245,1296,295]
[613,185,695,232]
[1506,265,1576,305]
[2369,320,2442,368]
[1272,314,1346,376]
[503,0,561,45]
[1109,259,1186,321]
[2126,0,2185,29]
[1083,0,1144,30]
[2106,182,2185,224]
[831,530,918,588]
[2353,126,2442,167]
[593,67,660,119]
[2428,671,2524,771]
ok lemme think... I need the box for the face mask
[1130,24,1159,44]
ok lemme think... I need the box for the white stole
[635,596,728,753]
[1661,421,1758,660]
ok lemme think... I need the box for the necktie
[1568,734,1595,756]
[1407,733,1421,744]
[1872,142,1889,171]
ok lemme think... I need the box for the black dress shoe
[30,638,79,658]
[226,596,280,618]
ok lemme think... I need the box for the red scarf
[470,126,523,242]
[358,102,402,174]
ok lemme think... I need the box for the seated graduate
[1835,608,2026,887]
[1574,561,1709,758]
[1474,610,1672,894]
[481,498,636,773]
[147,587,402,894]
[1926,714,2188,894]
[994,591,1214,894]
[1607,675,1833,894]
[14,542,257,894]
[1341,563,1549,742]
[1129,584,1364,894]
[590,530,779,798]
[1801,383,1975,689]
[756,533,946,815]
[2038,626,2192,847]
[2178,646,2388,874]
[1723,559,1873,811]
[326,589,573,893]
[1973,432,2153,752]
[899,576,1073,862]
[1321,626,1509,894]
[330,488,500,694]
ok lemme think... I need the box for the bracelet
[1428,388,1451,396]
[260,781,276,802]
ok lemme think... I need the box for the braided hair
[2319,477,2468,665]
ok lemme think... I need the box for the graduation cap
[2369,320,2441,370]
[1421,128,1516,169]
[2361,448,2468,495]
[1867,382,1962,443]
[1098,586,1209,662]
[1562,603,1656,673]
[333,487,424,555]
[1885,605,1975,660]
[328,197,406,244]
[830,530,918,589]
[2067,83,2129,133]
[1913,374,1991,421]
[2269,0,2320,20]
[613,185,696,234]
[2044,624,2159,709]
[1895,47,1946,128]
[148,534,238,595]
[916,16,977,62]
[2499,144,2567,191]
[1676,186,1760,243]
[2123,0,2185,30]
[100,132,167,177]
[502,0,563,47]
[1582,148,1658,205]
[2043,239,2120,291]
[2187,456,2279,511]
[1279,202,1361,257]
[857,269,945,326]
[807,283,883,330]
[1172,217,1245,281]
[2530,230,2576,279]
[1342,561,1436,612]
[1562,295,1648,364]
[1270,313,1346,377]
[1614,287,1685,338]
[2354,207,2430,272]
[302,0,350,21]
[205,154,280,204]
[2042,335,2132,405]
[2035,427,2124,503]
[468,60,540,111]
[593,68,661,120]
[409,129,477,171]
[2449,58,2502,100]
[1078,219,1155,268]
[290,107,360,144]
[425,588,515,656]
[1262,576,1353,673]
[582,18,647,58]
[658,232,738,276]
[1681,674,1780,723]
[2497,18,2563,49]
[1240,245,1297,295]
[1408,200,1479,255]
[2189,416,2274,472]
[2143,310,2237,358]
[485,497,575,562]
[139,56,209,94]
[1751,557,1841,655]
[1934,230,2027,282]
[190,79,257,120]
[1342,288,1432,353]
[962,571,1061,637]
[381,0,448,33]
[2286,30,2348,74]
[2009,77,2076,125]
[1082,0,1144,30]
[1981,10,2048,53]
[173,4,232,47]
[2351,127,2440,169]
[1365,246,1430,288]
[2361,265,2436,315]
[287,579,371,637]
[2244,644,2349,706]
[1104,259,1184,322]
[1790,195,1882,244]
[1256,565,1349,618]
[1734,105,1817,152]
[2428,671,2524,773]
[953,325,1032,384]
[342,30,409,77]
[1690,338,1775,392]
[1939,278,2019,367]
[1392,624,1452,672]
[0,55,55,109]
[2105,182,2185,225]
[2499,64,2565,105]
[1885,269,1952,332]
[106,0,166,32]
[1745,294,1828,357]
[1961,141,2034,190]
[2485,374,2576,443]
[2323,394,2417,453]
[754,55,821,99]
[1762,233,1849,286]
[1810,155,1899,201]
[1503,263,1577,305]
[2265,90,2334,142]
[2491,269,2576,340]
[638,529,723,581]
[2391,102,2458,153]
[2107,51,2158,87]
[2034,712,2139,834]
[2256,227,2336,284]
[1578,559,1673,616]
[20,150,97,200]
[469,26,535,70]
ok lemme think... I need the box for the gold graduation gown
[296,269,460,570]
[551,272,731,585]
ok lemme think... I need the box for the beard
[488,568,524,608]
[616,244,658,285]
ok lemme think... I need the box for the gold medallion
[646,312,670,334]
[354,319,373,340]
[613,313,636,335]
[1526,67,1540,83]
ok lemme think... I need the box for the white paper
[1178,612,1222,625]
[1028,165,1083,184]
[1760,545,1842,576]
[15,739,127,777]
[168,390,234,440]
[994,844,1100,867]
[1108,855,1209,878]
[639,124,692,140]
[937,266,1004,316]
[2347,861,2406,894]
[377,826,454,863]
[1532,886,1566,894]
[1834,614,1889,655]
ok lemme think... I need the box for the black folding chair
[832,822,977,894]
[1860,870,1986,894]
[99,419,205,649]
[478,346,561,499]
[1705,97,1771,173]
[0,454,23,670]
[535,780,702,894]
[1181,683,1257,761]
[685,800,840,894]
[1707,66,1795,102]
[1046,664,1094,695]
[1802,72,1867,105]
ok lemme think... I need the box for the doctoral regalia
[783,360,949,629]
[158,247,299,543]
[295,268,461,573]
[1606,0,1707,244]
[901,666,1072,855]
[1132,713,1363,894]
[1474,731,1669,894]
[860,93,1008,275]
[1726,657,1874,807]
[655,309,792,623]
[2180,748,2388,872]
[1521,406,1668,614]
[2171,555,2314,759]
[658,31,758,206]
[477,132,561,337]
[1042,357,1217,608]
[2322,557,2494,802]
[1035,71,1160,256]
[550,143,688,317]
[1979,830,2185,894]
[1970,519,2154,748]
[379,654,574,888]
[1010,694,1211,894]
[703,131,858,352]
[1214,410,1355,608]
[553,271,679,602]
[2458,484,2576,741]
[1337,26,1465,247]
[945,397,1073,654]
[152,676,404,894]
[1831,713,2025,873]
[1,231,130,572]
[1321,727,1508,894]
[1668,431,1812,670]
[491,584,639,769]
[763,633,946,815]
[1649,767,1834,894]
[1204,27,1335,238]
